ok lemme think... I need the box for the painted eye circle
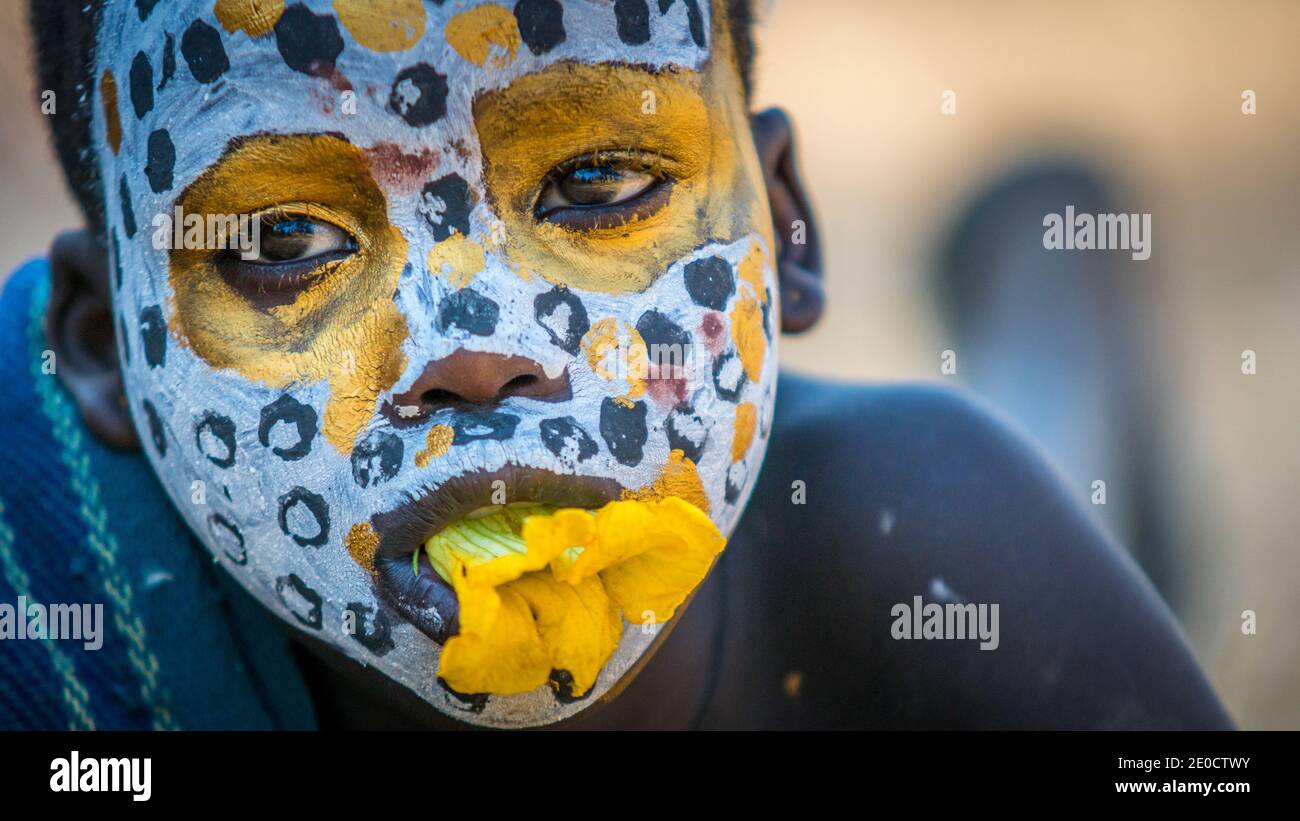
[252,218,355,264]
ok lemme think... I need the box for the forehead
[96,1,719,149]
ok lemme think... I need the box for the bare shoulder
[712,372,1231,729]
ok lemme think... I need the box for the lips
[371,465,624,643]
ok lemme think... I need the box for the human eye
[219,212,357,299]
[534,150,672,230]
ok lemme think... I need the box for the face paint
[95,0,777,728]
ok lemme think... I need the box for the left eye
[250,218,355,264]
[535,154,667,225]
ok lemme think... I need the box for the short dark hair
[29,0,756,239]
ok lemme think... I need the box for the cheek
[535,232,776,517]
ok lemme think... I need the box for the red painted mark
[646,371,689,410]
[699,311,725,356]
[363,142,440,195]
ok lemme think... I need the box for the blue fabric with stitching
[0,259,317,730]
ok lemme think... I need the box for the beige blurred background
[1,0,1295,728]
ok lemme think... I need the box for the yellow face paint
[168,133,409,453]
[474,61,764,294]
[344,521,380,574]
[582,318,647,403]
[732,403,756,463]
[738,240,768,303]
[214,0,285,38]
[332,0,426,52]
[99,70,121,155]
[623,449,711,514]
[413,424,454,468]
[444,3,520,68]
[426,231,485,288]
[731,293,766,382]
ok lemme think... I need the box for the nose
[391,349,570,415]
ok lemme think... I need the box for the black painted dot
[119,314,131,365]
[388,63,448,127]
[724,460,747,504]
[761,289,773,340]
[666,404,708,464]
[438,289,499,336]
[345,601,395,656]
[195,411,237,468]
[636,309,691,378]
[419,174,472,240]
[208,513,246,564]
[615,0,651,44]
[712,349,746,402]
[109,232,122,291]
[139,304,166,368]
[683,256,734,310]
[599,398,648,467]
[141,399,167,457]
[129,51,153,119]
[351,430,403,488]
[180,19,229,84]
[119,176,137,238]
[145,128,174,193]
[277,487,330,548]
[135,0,160,21]
[437,677,489,712]
[550,668,596,703]
[515,0,566,55]
[273,3,344,76]
[540,416,598,463]
[258,394,318,461]
[658,0,705,47]
[158,33,175,90]
[534,287,589,355]
[275,573,323,628]
[451,412,519,444]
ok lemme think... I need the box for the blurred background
[1,0,1295,728]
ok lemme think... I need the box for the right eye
[217,214,358,303]
[250,218,356,264]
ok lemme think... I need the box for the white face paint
[95,0,777,727]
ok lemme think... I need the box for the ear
[45,229,139,449]
[751,108,824,334]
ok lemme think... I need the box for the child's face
[95,0,776,727]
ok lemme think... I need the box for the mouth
[371,465,625,644]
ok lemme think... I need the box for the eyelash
[214,211,356,304]
[535,150,674,229]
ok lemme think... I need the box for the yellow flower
[425,498,725,698]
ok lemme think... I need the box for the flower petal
[438,582,551,696]
[509,571,623,698]
[600,498,726,624]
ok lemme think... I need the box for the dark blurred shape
[934,162,1180,611]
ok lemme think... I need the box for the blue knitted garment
[0,259,317,730]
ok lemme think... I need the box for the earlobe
[45,230,139,449]
[750,107,825,334]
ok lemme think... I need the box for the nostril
[501,374,538,395]
[390,350,571,422]
[420,388,462,407]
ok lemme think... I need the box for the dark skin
[48,110,1232,730]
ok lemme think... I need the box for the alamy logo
[151,207,262,259]
[891,594,1000,650]
[1042,205,1152,260]
[50,751,151,802]
[0,597,102,650]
